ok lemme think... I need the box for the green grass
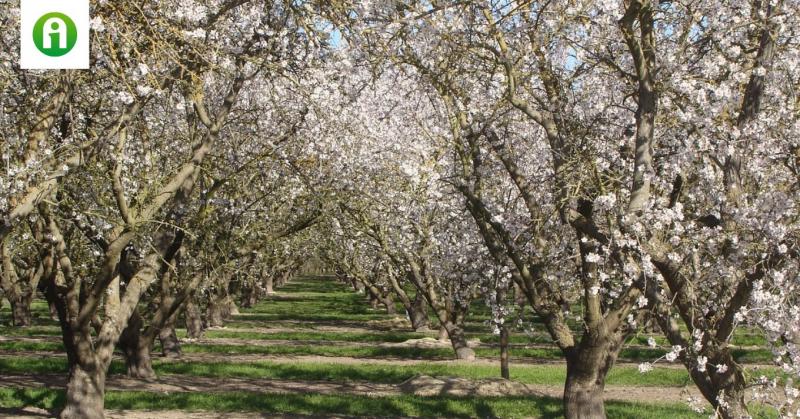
[0,334,773,365]
[0,356,706,387]
[180,328,433,343]
[0,387,708,418]
[0,325,62,337]
[0,341,63,352]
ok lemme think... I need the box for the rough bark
[563,365,607,419]
[443,320,475,361]
[241,285,257,308]
[206,290,234,328]
[158,312,182,358]
[185,293,204,339]
[9,293,34,327]
[0,240,39,327]
[407,292,430,331]
[500,325,510,379]
[265,276,275,294]
[438,324,449,341]
[382,293,396,315]
[118,312,156,380]
[562,335,620,419]
[60,363,106,419]
[49,299,59,320]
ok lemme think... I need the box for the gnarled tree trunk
[60,362,106,419]
[9,293,34,327]
[561,327,623,419]
[118,311,156,380]
[407,292,430,332]
[265,275,275,294]
[185,293,204,339]
[443,320,475,360]
[563,363,607,419]
[159,310,182,358]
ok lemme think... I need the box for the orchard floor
[0,277,779,418]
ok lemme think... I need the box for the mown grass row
[1,277,771,348]
[0,387,712,418]
[0,337,774,364]
[1,356,784,388]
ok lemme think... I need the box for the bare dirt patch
[377,337,481,349]
[399,375,548,397]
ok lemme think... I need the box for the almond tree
[5,1,331,417]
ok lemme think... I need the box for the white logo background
[20,0,90,69]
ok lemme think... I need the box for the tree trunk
[276,271,289,288]
[60,363,106,419]
[500,325,510,379]
[123,339,156,380]
[118,311,156,380]
[407,293,430,332]
[49,300,59,320]
[227,296,239,316]
[563,366,606,419]
[265,276,275,294]
[206,296,226,328]
[562,345,617,419]
[158,312,182,358]
[444,321,475,360]
[438,325,448,341]
[715,378,748,419]
[185,294,204,339]
[351,277,364,293]
[241,284,259,308]
[382,294,396,315]
[9,293,33,327]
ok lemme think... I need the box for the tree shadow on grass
[0,387,65,417]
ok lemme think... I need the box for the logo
[20,0,89,69]
[33,13,78,57]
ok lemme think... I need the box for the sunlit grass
[0,387,710,418]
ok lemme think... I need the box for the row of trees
[1,0,798,418]
[313,1,799,418]
[1,1,327,417]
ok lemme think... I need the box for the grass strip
[0,387,709,418]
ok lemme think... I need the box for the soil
[377,337,482,349]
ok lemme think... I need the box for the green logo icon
[32,12,78,57]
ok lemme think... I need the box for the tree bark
[118,311,156,380]
[563,365,607,419]
[49,299,59,320]
[9,293,33,327]
[407,292,430,332]
[227,296,240,316]
[443,321,475,360]
[241,284,259,308]
[500,325,510,379]
[382,293,396,315]
[185,293,204,339]
[276,269,292,288]
[206,277,235,328]
[438,324,448,341]
[206,296,226,328]
[562,340,618,419]
[714,370,748,419]
[158,312,182,358]
[265,276,275,294]
[60,363,106,419]
[1,241,38,327]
